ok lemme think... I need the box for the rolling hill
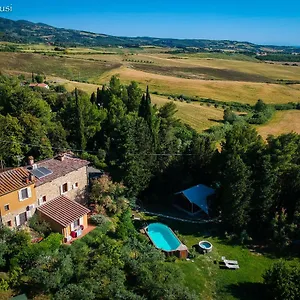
[1,17,300,52]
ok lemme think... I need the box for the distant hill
[0,17,299,53]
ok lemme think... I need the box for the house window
[74,219,80,228]
[71,219,80,231]
[62,183,68,193]
[73,182,79,189]
[4,204,9,211]
[16,212,27,226]
[38,196,47,206]
[19,187,31,201]
[7,221,12,227]
[75,182,79,188]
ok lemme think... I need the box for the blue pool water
[146,223,181,251]
[199,241,212,249]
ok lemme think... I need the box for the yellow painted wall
[38,211,89,239]
[37,211,64,234]
[0,183,36,226]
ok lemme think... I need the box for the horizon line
[1,16,300,48]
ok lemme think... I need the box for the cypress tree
[101,85,110,109]
[75,88,86,150]
[90,92,96,104]
[96,87,102,106]
[138,94,146,119]
[138,86,152,125]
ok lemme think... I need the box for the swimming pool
[199,240,213,253]
[145,223,181,251]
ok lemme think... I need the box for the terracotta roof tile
[37,195,90,227]
[0,168,33,196]
[26,154,89,187]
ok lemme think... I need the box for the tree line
[0,73,299,298]
[0,73,299,247]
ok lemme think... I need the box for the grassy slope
[99,67,300,105]
[0,52,120,81]
[1,49,300,104]
[152,95,300,139]
[257,110,300,139]
[140,216,299,300]
[4,70,100,94]
[151,95,224,131]
[158,54,300,81]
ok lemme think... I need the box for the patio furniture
[224,262,239,269]
[221,256,239,265]
[220,256,240,269]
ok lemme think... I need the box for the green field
[152,95,300,139]
[257,110,300,139]
[152,95,224,131]
[1,44,300,135]
[99,66,300,104]
[1,46,300,105]
[0,52,121,82]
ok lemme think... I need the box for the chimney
[29,173,35,182]
[28,156,34,166]
[57,153,65,162]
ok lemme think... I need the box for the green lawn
[139,216,298,300]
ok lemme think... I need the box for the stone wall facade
[35,166,88,207]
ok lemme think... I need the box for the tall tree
[250,154,279,238]
[75,88,86,150]
[126,81,142,112]
[113,115,155,196]
[220,154,253,232]
[109,75,121,97]
[138,87,152,125]
[138,87,160,148]
[96,87,102,106]
[0,114,24,167]
[90,92,96,104]
[184,134,217,184]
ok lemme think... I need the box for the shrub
[89,214,110,226]
[223,108,238,124]
[263,261,300,300]
[54,85,67,93]
[165,255,177,262]
[28,214,52,237]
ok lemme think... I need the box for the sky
[1,0,300,45]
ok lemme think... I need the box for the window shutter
[59,185,63,195]
[18,190,22,201]
[38,197,42,206]
[67,182,71,191]
[70,222,75,231]
[27,187,32,198]
[26,210,31,219]
[15,215,20,226]
[79,216,84,225]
